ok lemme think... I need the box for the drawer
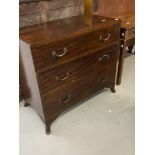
[38,45,119,94]
[31,26,120,72]
[43,69,116,120]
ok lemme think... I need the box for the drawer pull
[52,47,67,58]
[98,77,107,83]
[98,54,110,62]
[59,94,71,103]
[56,72,70,81]
[103,32,110,41]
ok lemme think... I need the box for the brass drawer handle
[99,32,110,41]
[98,54,110,62]
[56,72,70,81]
[98,77,107,83]
[59,94,71,103]
[103,32,110,41]
[52,47,68,58]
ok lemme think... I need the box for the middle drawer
[38,45,118,95]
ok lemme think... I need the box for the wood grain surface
[19,0,99,27]
[20,15,120,134]
[98,0,135,17]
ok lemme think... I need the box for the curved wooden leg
[45,115,59,135]
[24,102,30,107]
[45,122,51,135]
[110,88,116,93]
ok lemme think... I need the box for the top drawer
[31,25,120,72]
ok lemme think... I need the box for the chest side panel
[19,40,45,121]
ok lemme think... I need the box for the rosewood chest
[20,15,121,134]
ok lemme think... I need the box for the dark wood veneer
[39,45,118,94]
[20,15,120,134]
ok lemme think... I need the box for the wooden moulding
[84,0,93,25]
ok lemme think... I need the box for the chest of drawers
[20,15,121,134]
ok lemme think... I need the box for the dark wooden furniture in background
[98,0,135,17]
[116,14,135,85]
[19,0,84,28]
[20,15,121,134]
[19,0,99,27]
[98,0,135,84]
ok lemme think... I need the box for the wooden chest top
[19,15,121,46]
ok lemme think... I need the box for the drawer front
[43,69,115,120]
[31,26,120,72]
[38,45,118,94]
[40,45,118,120]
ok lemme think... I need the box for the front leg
[45,122,51,135]
[24,102,30,107]
[45,115,59,135]
[110,87,116,93]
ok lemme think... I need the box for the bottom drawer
[43,69,116,120]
